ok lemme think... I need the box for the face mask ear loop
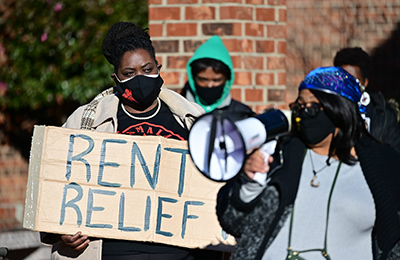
[115,74,122,83]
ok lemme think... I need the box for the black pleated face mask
[115,74,164,109]
[296,110,336,145]
[195,82,225,105]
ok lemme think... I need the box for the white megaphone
[188,108,291,182]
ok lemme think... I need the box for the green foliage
[0,0,148,110]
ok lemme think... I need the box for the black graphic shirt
[116,99,188,141]
[103,100,190,256]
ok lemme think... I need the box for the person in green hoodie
[181,35,255,120]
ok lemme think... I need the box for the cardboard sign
[24,126,236,249]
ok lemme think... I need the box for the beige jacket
[47,88,204,259]
[63,88,204,131]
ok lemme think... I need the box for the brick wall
[148,0,288,113]
[148,0,400,109]
[286,0,400,103]
[0,144,28,230]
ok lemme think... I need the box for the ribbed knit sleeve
[356,136,400,260]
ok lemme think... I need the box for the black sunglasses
[289,102,322,118]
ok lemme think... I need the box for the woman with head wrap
[216,67,400,260]
[40,21,219,260]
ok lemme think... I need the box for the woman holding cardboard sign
[40,21,229,260]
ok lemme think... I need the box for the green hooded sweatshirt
[186,35,234,113]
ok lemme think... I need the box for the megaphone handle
[220,115,228,171]
[253,140,277,185]
[207,114,218,173]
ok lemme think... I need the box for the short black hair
[333,47,371,80]
[190,58,231,80]
[102,22,157,71]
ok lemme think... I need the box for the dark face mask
[115,74,164,109]
[296,110,336,145]
[195,82,225,105]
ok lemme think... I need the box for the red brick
[223,39,254,53]
[167,23,197,36]
[245,23,264,37]
[220,6,253,20]
[183,39,205,52]
[268,89,285,102]
[185,6,216,20]
[167,56,191,69]
[203,0,241,3]
[0,208,6,221]
[149,24,163,37]
[268,0,286,5]
[149,7,180,20]
[246,0,263,4]
[155,55,163,65]
[234,72,252,85]
[245,89,264,102]
[256,8,275,21]
[230,88,242,101]
[168,0,198,3]
[267,56,285,70]
[255,104,276,114]
[230,23,243,36]
[267,24,286,39]
[153,40,179,53]
[148,0,162,4]
[256,40,274,53]
[277,72,286,85]
[161,71,181,85]
[286,87,299,105]
[256,73,274,86]
[243,56,264,70]
[202,23,242,36]
[277,41,286,54]
[230,55,242,69]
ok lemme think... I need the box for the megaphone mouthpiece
[256,109,291,141]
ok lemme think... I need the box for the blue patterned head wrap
[299,67,366,113]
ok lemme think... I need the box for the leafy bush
[0,0,148,158]
[0,0,148,110]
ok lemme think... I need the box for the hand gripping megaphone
[188,108,291,182]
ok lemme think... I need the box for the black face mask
[296,110,336,145]
[115,74,164,109]
[195,83,225,105]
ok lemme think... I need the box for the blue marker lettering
[118,193,141,232]
[98,139,126,187]
[144,196,151,231]
[181,200,204,239]
[86,188,116,229]
[156,197,177,237]
[60,182,83,226]
[221,229,229,240]
[164,148,189,197]
[130,142,161,189]
[66,134,94,182]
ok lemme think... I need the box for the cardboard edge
[23,125,46,230]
